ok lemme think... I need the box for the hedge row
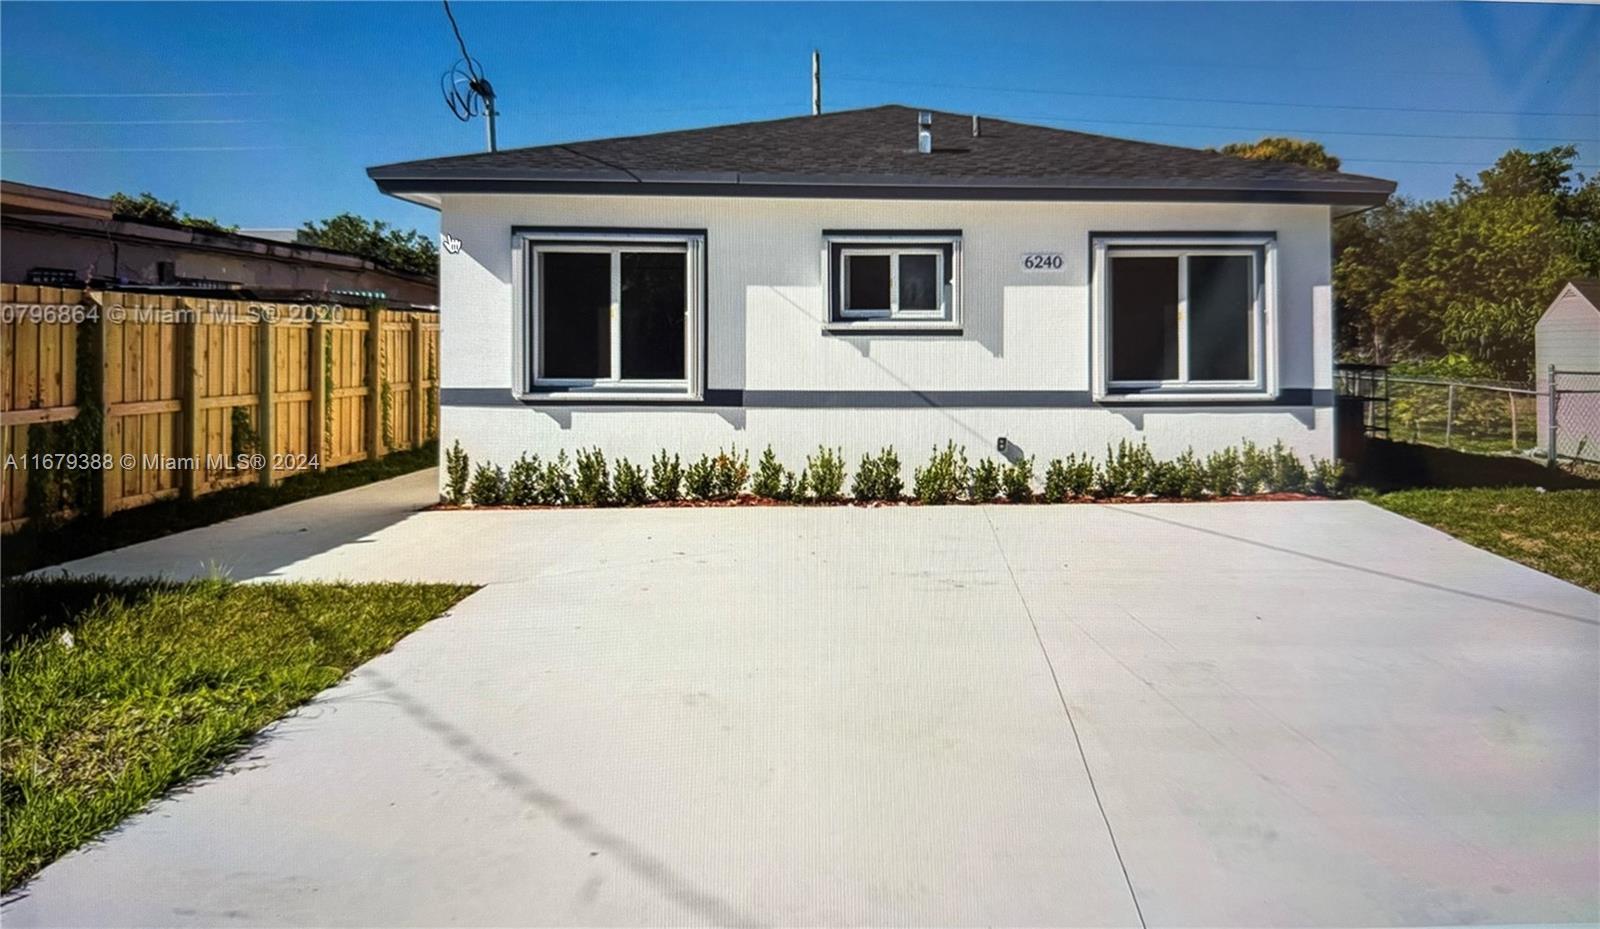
[444,439,1345,507]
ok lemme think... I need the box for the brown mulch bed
[428,491,1323,511]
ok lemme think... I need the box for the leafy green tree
[110,191,236,233]
[1333,145,1599,380]
[1214,137,1341,172]
[298,213,438,277]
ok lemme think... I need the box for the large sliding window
[514,231,704,400]
[1093,235,1275,401]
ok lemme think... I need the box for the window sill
[1096,388,1277,404]
[823,321,963,336]
[516,387,701,404]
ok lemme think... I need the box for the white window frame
[1092,235,1277,402]
[512,231,705,402]
[839,248,947,319]
[825,234,962,332]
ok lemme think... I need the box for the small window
[516,231,704,400]
[827,234,961,328]
[1093,236,1275,400]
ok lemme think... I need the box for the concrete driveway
[7,469,1598,927]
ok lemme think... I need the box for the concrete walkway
[6,471,1598,927]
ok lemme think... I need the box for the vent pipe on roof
[972,115,980,138]
[811,50,821,116]
[918,111,932,154]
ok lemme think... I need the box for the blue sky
[3,2,1596,237]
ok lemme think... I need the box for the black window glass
[899,254,939,311]
[1188,255,1252,382]
[1110,256,1179,382]
[620,251,686,380]
[846,255,891,311]
[540,252,611,379]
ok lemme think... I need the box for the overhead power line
[832,74,1599,120]
[1013,112,1595,146]
[2,119,270,126]
[1,92,267,98]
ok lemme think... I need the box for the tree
[1332,145,1600,380]
[1333,197,1443,363]
[109,191,236,233]
[297,213,438,277]
[1214,137,1341,172]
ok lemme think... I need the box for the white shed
[1536,280,1600,461]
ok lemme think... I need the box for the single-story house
[1536,279,1600,461]
[367,105,1394,474]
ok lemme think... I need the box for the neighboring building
[1,180,437,307]
[367,105,1394,474]
[1536,279,1600,461]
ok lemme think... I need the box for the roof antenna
[811,50,822,116]
[440,0,499,152]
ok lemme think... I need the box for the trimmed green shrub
[1043,458,1070,503]
[613,457,648,505]
[649,451,682,502]
[913,442,969,504]
[711,447,750,499]
[1101,439,1157,497]
[1203,447,1241,497]
[467,462,506,506]
[535,450,573,505]
[573,447,612,506]
[1268,440,1309,493]
[1170,448,1208,499]
[852,447,904,502]
[752,446,785,498]
[786,467,810,503]
[806,446,846,502]
[1239,441,1272,495]
[1147,459,1182,498]
[1003,456,1035,503]
[1309,456,1346,497]
[444,440,470,504]
[506,453,540,506]
[683,454,717,500]
[969,459,1002,502]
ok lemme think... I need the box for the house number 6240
[1022,252,1063,271]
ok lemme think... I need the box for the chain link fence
[1338,365,1600,465]
[1387,376,1539,455]
[1545,368,1600,464]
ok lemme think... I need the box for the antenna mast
[811,50,821,116]
[440,0,499,152]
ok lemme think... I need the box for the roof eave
[371,174,1393,208]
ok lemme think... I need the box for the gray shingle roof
[369,104,1395,206]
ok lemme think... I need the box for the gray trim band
[443,387,1332,409]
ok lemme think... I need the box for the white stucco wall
[437,193,1335,480]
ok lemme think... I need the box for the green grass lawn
[1370,488,1600,592]
[0,578,475,891]
[2,441,439,578]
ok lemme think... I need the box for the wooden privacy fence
[1,285,439,534]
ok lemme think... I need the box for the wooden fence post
[96,291,116,518]
[366,308,383,461]
[411,315,425,449]
[1508,392,1518,451]
[1444,383,1456,447]
[310,315,327,465]
[182,304,203,500]
[257,310,276,485]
